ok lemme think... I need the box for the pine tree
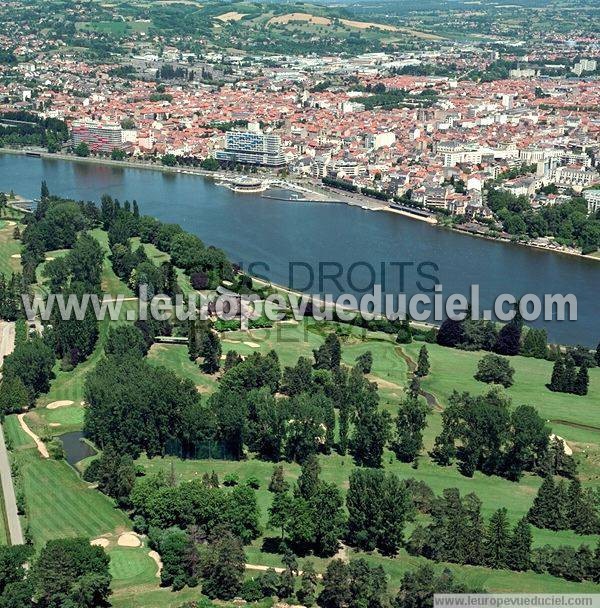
[554,479,570,530]
[573,365,589,396]
[595,341,600,367]
[484,508,511,569]
[527,476,557,529]
[494,318,521,356]
[268,464,290,494]
[508,517,532,571]
[415,345,430,377]
[571,487,600,535]
[549,357,566,392]
[200,330,221,374]
[563,355,577,394]
[396,318,413,344]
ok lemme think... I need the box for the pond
[59,431,97,467]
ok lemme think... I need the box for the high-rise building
[71,120,123,152]
[215,130,286,166]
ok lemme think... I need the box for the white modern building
[215,130,286,167]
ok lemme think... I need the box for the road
[0,321,24,545]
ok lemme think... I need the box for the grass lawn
[16,448,130,548]
[0,219,22,276]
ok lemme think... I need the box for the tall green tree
[508,517,532,571]
[391,396,427,463]
[200,533,246,600]
[484,508,511,569]
[415,345,430,377]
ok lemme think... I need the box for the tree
[521,328,548,359]
[595,341,600,367]
[474,354,515,388]
[355,351,373,374]
[161,153,177,167]
[396,318,413,344]
[200,533,246,600]
[391,396,427,463]
[415,345,430,377]
[268,464,290,494]
[297,561,318,606]
[508,517,532,571]
[297,454,321,501]
[484,508,510,569]
[527,476,561,530]
[2,337,55,404]
[313,333,341,371]
[0,376,29,418]
[200,330,221,374]
[573,364,589,396]
[394,564,478,608]
[350,407,391,468]
[346,468,411,555]
[549,357,566,392]
[319,559,388,608]
[74,142,90,157]
[30,538,111,608]
[437,317,465,348]
[494,317,522,356]
[104,324,148,359]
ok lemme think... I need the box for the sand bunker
[244,341,260,348]
[90,538,110,548]
[49,423,61,427]
[148,550,163,578]
[4,221,15,226]
[118,532,141,547]
[10,254,21,259]
[47,400,74,410]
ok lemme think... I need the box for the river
[1,153,598,346]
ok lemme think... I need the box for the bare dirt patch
[215,11,246,22]
[47,400,74,410]
[17,414,49,458]
[268,12,332,26]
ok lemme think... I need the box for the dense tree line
[549,354,589,396]
[0,539,111,608]
[527,476,600,535]
[430,388,571,480]
[267,455,345,556]
[487,188,600,254]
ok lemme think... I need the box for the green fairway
[16,448,130,547]
[147,343,219,394]
[0,219,22,276]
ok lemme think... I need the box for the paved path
[0,321,24,544]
